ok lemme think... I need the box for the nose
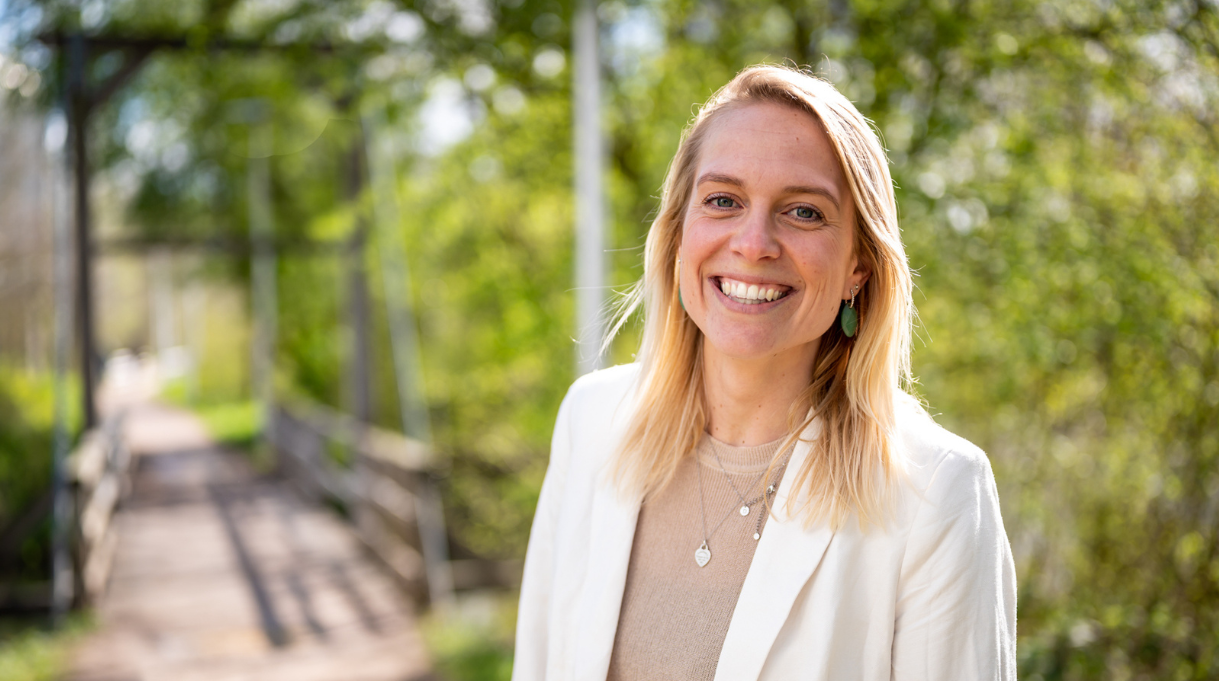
[729,208,781,262]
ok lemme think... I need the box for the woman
[514,65,1016,680]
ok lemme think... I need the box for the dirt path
[66,403,434,681]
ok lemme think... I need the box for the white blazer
[513,364,1016,681]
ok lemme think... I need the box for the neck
[701,339,818,446]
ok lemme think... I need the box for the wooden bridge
[54,388,496,680]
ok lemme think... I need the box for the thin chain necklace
[693,446,793,568]
[708,441,769,517]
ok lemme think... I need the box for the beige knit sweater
[607,433,789,680]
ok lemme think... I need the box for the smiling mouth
[715,277,792,305]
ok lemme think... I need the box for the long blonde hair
[607,65,914,529]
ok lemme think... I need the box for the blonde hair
[607,65,914,529]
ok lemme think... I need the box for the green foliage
[860,3,1219,675]
[0,615,94,681]
[420,594,517,681]
[0,368,76,581]
[0,369,57,522]
[195,399,261,450]
[400,89,577,558]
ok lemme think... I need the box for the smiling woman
[514,66,1016,681]
[680,103,864,383]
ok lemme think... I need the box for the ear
[844,253,872,300]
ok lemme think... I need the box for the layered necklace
[693,440,793,568]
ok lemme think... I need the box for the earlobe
[853,274,871,296]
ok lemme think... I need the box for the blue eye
[713,196,736,208]
[794,206,818,220]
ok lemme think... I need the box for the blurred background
[0,0,1216,679]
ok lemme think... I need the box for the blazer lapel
[571,476,641,681]
[715,421,836,681]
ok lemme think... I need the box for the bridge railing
[270,402,460,607]
[68,410,131,607]
[4,401,518,614]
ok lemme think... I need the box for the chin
[701,331,783,360]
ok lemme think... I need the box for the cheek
[678,230,722,328]
[679,221,717,282]
[680,252,709,317]
[788,247,844,313]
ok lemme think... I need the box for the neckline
[696,432,788,473]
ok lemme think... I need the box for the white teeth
[718,278,789,304]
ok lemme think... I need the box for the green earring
[677,256,685,312]
[840,285,859,338]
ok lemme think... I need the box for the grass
[0,614,94,681]
[420,591,517,681]
[159,381,269,469]
[160,381,260,449]
[193,400,261,450]
[191,399,276,473]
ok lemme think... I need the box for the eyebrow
[696,172,841,211]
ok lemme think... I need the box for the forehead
[694,101,849,196]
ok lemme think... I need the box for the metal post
[48,107,76,623]
[573,0,606,375]
[149,248,175,358]
[69,33,97,429]
[182,284,203,401]
[345,142,372,424]
[248,120,277,437]
[364,123,431,446]
[363,114,453,610]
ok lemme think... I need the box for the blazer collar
[569,377,644,681]
[715,418,835,681]
[572,469,641,681]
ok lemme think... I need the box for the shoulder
[559,362,642,433]
[892,395,999,512]
[542,363,642,506]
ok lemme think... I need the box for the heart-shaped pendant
[694,541,711,567]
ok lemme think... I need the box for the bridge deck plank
[66,403,435,681]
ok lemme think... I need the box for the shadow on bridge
[66,402,437,681]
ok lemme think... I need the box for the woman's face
[679,102,869,367]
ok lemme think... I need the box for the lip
[708,275,795,311]
[711,273,792,288]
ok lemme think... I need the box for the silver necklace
[708,442,768,517]
[693,448,793,568]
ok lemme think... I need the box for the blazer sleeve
[512,388,575,681]
[890,448,1017,681]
